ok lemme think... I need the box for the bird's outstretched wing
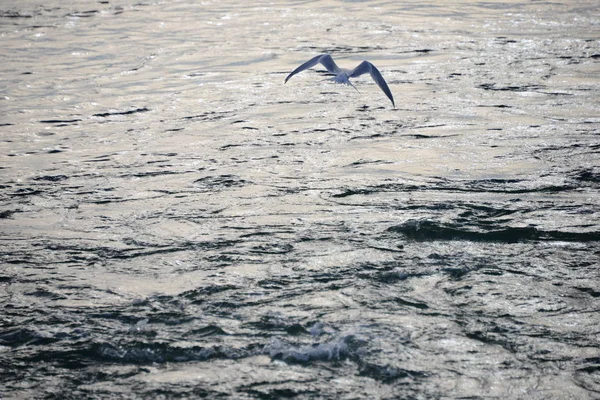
[284,54,341,83]
[349,61,395,107]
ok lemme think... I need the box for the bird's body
[284,54,395,107]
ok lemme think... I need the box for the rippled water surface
[1,0,600,398]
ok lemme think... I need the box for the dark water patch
[32,174,68,182]
[237,227,295,238]
[0,327,57,347]
[34,239,237,265]
[39,119,82,124]
[25,287,67,300]
[120,170,181,178]
[370,270,409,284]
[494,37,518,44]
[9,188,44,197]
[220,143,244,150]
[572,168,600,184]
[286,324,310,336]
[404,133,446,139]
[443,266,476,280]
[388,220,600,243]
[82,155,112,163]
[413,123,447,129]
[574,287,600,298]
[40,119,82,128]
[117,242,220,260]
[92,108,149,118]
[350,133,387,140]
[66,10,99,18]
[180,284,241,305]
[91,341,244,364]
[574,364,600,393]
[246,314,308,334]
[0,209,19,218]
[478,83,545,92]
[244,387,312,399]
[185,71,206,78]
[364,242,405,254]
[186,325,229,337]
[331,177,580,198]
[464,329,520,354]
[456,203,519,219]
[449,178,554,193]
[391,297,430,310]
[257,278,293,290]
[7,151,37,157]
[310,127,344,133]
[310,271,349,285]
[264,334,360,364]
[476,104,513,108]
[87,195,155,205]
[193,174,249,191]
[532,142,600,163]
[145,152,179,158]
[0,11,33,18]
[249,243,294,254]
[358,362,426,383]
[331,183,420,198]
[181,111,231,122]
[346,261,434,284]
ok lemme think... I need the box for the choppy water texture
[1,0,600,398]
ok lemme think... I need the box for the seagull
[284,54,395,108]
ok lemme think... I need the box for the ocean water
[1,1,599,398]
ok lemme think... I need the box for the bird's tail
[322,77,360,94]
[347,80,360,94]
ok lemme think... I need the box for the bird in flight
[284,54,395,108]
